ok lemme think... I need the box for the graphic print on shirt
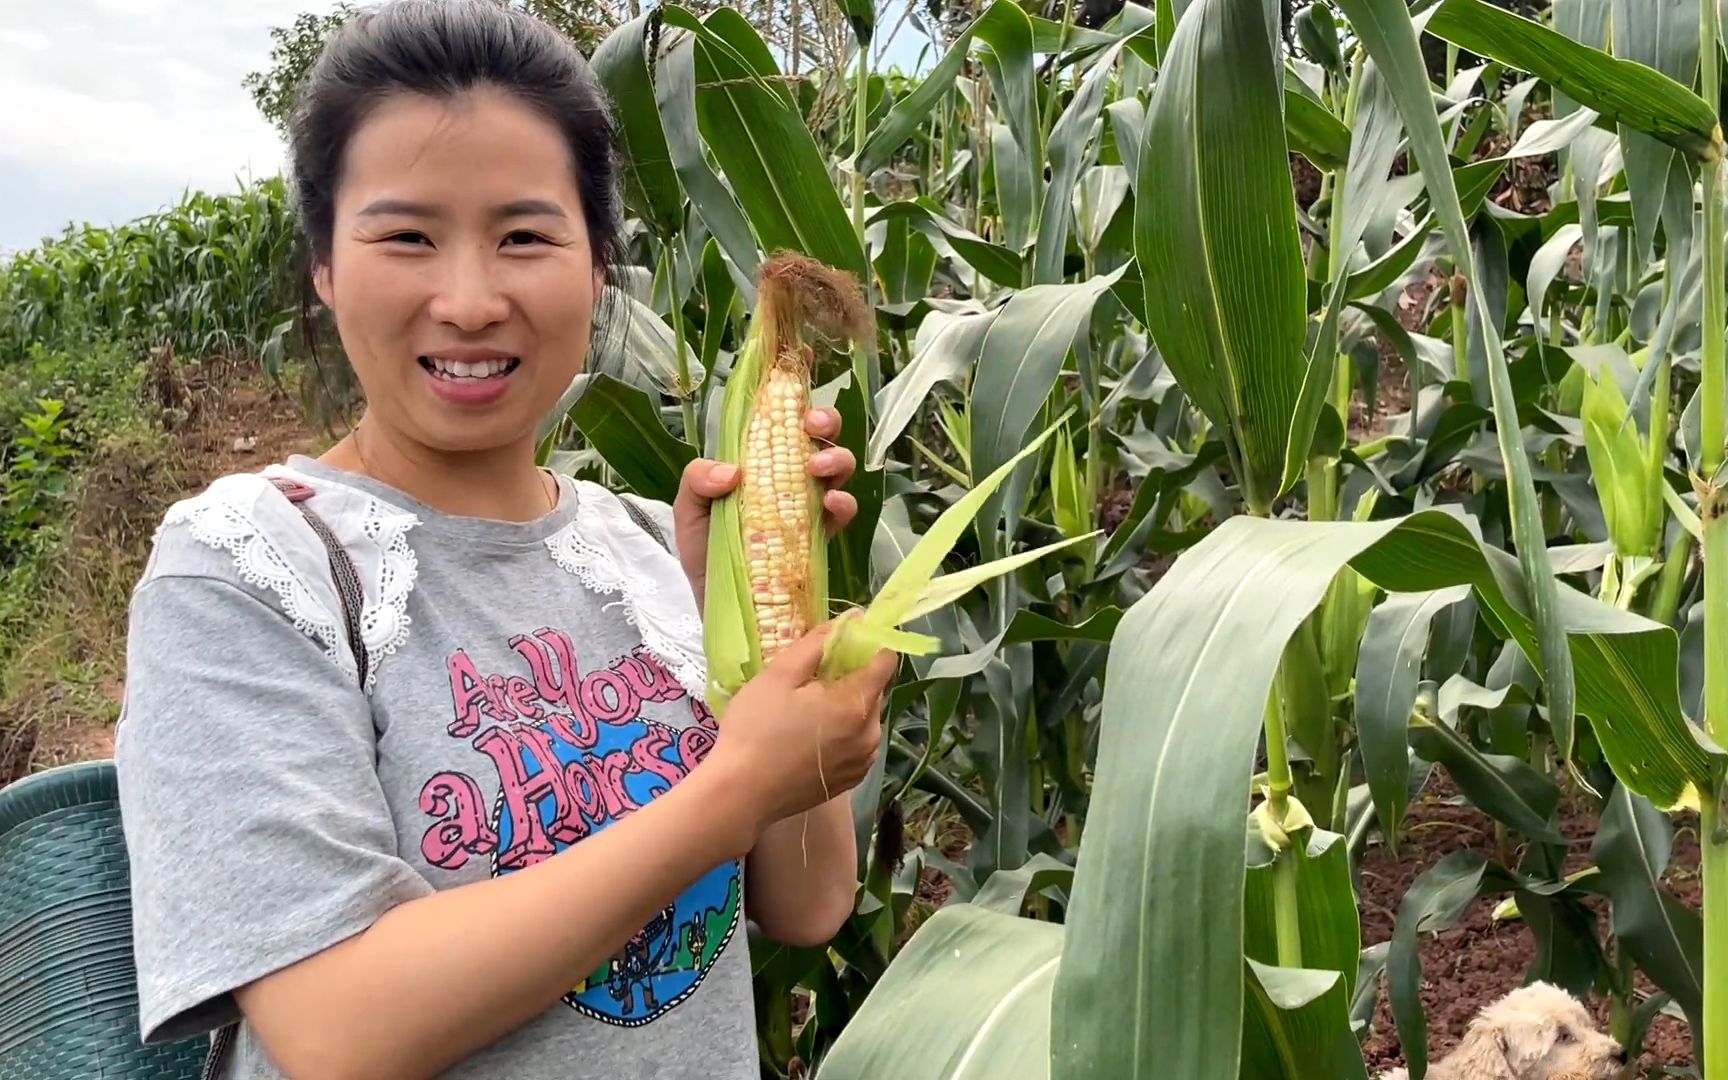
[417,627,742,1028]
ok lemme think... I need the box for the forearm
[745,794,859,946]
[237,759,758,1080]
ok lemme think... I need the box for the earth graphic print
[417,627,742,1028]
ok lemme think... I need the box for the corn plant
[0,179,299,370]
[545,0,1728,1074]
[11,0,1728,1071]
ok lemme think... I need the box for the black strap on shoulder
[199,477,369,1080]
[268,477,369,687]
[618,493,671,553]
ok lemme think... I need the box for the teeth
[426,357,517,380]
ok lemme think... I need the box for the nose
[428,250,510,332]
[1613,1046,1629,1063]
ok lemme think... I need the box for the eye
[503,230,550,247]
[1556,1029,1575,1044]
[384,231,432,247]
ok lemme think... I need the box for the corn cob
[703,251,871,714]
[739,342,819,657]
[702,253,1101,719]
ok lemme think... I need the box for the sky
[0,1,938,256]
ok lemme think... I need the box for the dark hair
[286,0,625,413]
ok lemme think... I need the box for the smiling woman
[110,3,895,1079]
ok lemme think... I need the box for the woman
[114,3,895,1078]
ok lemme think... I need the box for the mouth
[419,355,521,382]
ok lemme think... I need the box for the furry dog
[1380,982,1627,1080]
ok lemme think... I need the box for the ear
[591,265,605,303]
[313,261,335,311]
[1499,1018,1556,1074]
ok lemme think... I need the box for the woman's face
[314,85,601,456]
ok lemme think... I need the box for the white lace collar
[543,481,706,698]
[159,465,707,700]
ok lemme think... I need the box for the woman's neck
[319,419,554,522]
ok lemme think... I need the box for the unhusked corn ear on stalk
[704,251,871,715]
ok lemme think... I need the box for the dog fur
[1378,982,1626,1080]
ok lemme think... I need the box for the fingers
[808,445,855,486]
[821,490,858,536]
[835,648,899,709]
[804,406,841,443]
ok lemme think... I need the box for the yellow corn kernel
[741,352,815,659]
[704,251,871,715]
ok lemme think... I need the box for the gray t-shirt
[115,455,756,1079]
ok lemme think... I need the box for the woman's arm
[236,756,758,1080]
[228,629,891,1080]
[744,795,859,947]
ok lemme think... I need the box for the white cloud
[0,0,344,251]
[0,0,938,254]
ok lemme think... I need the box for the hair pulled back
[288,0,624,278]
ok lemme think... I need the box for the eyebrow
[357,198,568,220]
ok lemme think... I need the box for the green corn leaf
[565,373,696,504]
[821,412,1074,677]
[976,1,1041,248]
[1354,586,1473,851]
[1035,38,1139,283]
[819,905,1063,1079]
[1425,0,1721,161]
[868,304,998,469]
[868,200,1023,288]
[872,214,939,306]
[663,6,866,279]
[1612,0,1701,267]
[992,122,1037,254]
[1408,711,1566,843]
[972,854,1076,916]
[1243,828,1361,992]
[1239,961,1370,1080]
[1387,852,1512,1079]
[1527,223,1585,355]
[1330,0,1578,762]
[655,27,760,281]
[1284,75,1353,171]
[1048,508,1717,1080]
[1591,784,1704,1025]
[970,266,1129,547]
[591,12,684,238]
[1134,0,1308,515]
[698,237,738,377]
[835,0,875,46]
[857,0,1034,175]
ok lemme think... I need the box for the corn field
[559,0,1728,1076]
[7,0,1728,1075]
[0,180,299,372]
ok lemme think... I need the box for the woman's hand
[671,406,857,611]
[702,622,896,834]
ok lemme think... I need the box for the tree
[243,1,618,138]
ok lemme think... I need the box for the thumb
[762,621,835,687]
[677,459,742,512]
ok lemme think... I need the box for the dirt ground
[1357,773,1700,1073]
[16,361,328,774]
